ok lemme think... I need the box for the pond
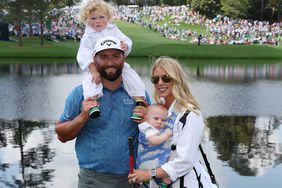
[0,59,282,188]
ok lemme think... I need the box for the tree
[191,0,221,18]
[65,0,78,6]
[112,0,131,6]
[267,0,282,21]
[33,0,51,46]
[0,1,8,21]
[8,0,24,47]
[23,0,36,37]
[0,119,56,187]
[221,0,251,19]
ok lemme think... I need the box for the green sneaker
[159,183,169,188]
[131,113,143,120]
[89,106,101,118]
[131,99,145,120]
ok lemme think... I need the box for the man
[55,36,147,188]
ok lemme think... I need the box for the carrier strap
[180,175,185,188]
[199,145,217,184]
[193,167,203,188]
[176,110,217,187]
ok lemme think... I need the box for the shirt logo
[123,98,134,105]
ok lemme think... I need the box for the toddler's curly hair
[79,0,115,23]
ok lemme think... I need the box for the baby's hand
[120,41,128,51]
[164,128,172,138]
[92,71,101,84]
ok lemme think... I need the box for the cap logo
[101,39,117,47]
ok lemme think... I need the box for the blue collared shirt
[59,84,140,175]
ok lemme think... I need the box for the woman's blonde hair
[151,56,200,114]
[79,0,115,23]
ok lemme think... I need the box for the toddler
[77,0,145,118]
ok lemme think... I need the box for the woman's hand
[128,169,151,184]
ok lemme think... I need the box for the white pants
[82,62,146,99]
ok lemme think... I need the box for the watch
[149,169,157,179]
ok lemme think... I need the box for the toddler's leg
[121,63,146,120]
[82,72,103,118]
[88,95,100,118]
[122,63,146,97]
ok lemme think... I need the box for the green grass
[117,21,282,59]
[0,37,79,58]
[142,15,207,35]
[0,21,281,62]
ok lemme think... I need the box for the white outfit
[76,23,145,98]
[151,100,214,188]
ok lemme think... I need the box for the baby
[137,103,172,187]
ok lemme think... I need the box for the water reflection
[0,62,282,188]
[187,63,282,81]
[1,116,281,187]
[0,119,56,187]
[206,116,282,177]
[1,63,81,75]
[1,62,282,81]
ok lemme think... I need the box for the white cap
[93,36,124,57]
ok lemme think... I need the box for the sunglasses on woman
[151,74,172,84]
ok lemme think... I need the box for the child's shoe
[139,181,150,188]
[159,183,169,188]
[89,106,100,118]
[131,99,145,120]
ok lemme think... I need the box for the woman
[128,57,215,188]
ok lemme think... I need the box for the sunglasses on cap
[151,74,172,84]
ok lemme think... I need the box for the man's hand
[132,100,148,123]
[81,97,99,121]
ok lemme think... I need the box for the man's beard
[97,64,123,81]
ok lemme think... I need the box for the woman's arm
[128,167,169,184]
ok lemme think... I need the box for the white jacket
[158,101,214,188]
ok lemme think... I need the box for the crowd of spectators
[9,6,84,42]
[8,4,282,45]
[118,5,281,45]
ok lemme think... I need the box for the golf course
[0,20,281,62]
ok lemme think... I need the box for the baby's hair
[147,103,168,115]
[79,0,115,23]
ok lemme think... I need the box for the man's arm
[55,97,98,143]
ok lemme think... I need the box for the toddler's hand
[164,128,172,138]
[120,41,128,51]
[92,71,101,84]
